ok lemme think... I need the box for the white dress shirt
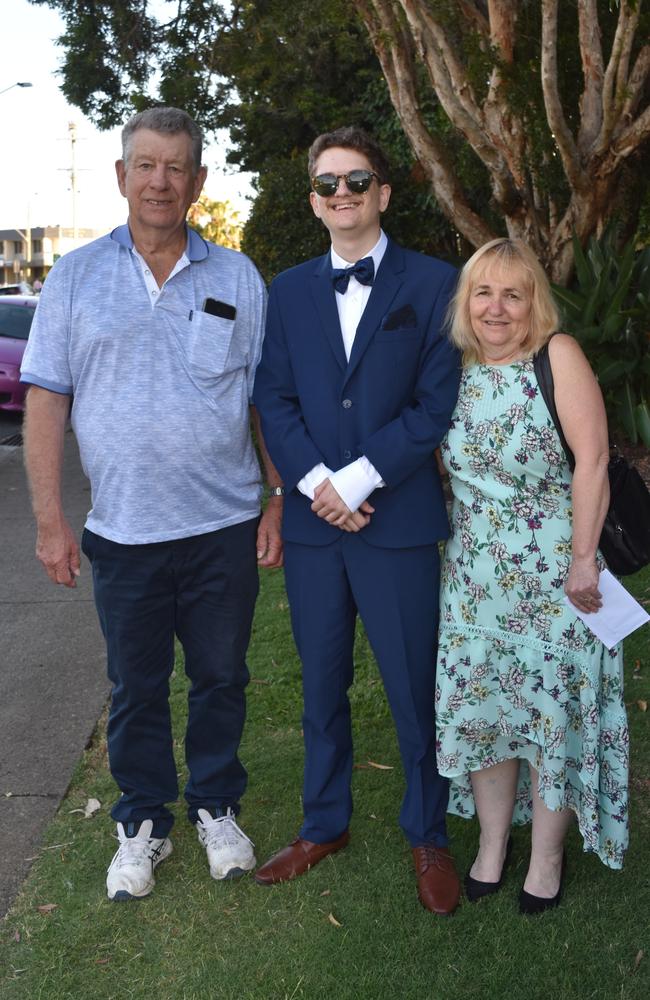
[297,231,387,512]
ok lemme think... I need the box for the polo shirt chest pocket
[185,310,245,379]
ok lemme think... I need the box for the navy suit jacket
[253,238,461,548]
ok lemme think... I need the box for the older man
[21,107,282,901]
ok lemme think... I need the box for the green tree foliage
[553,228,650,446]
[30,0,479,277]
[31,1,649,284]
[187,196,242,251]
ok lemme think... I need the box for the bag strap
[532,337,576,471]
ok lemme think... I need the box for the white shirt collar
[330,230,388,273]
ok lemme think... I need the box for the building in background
[0,226,102,286]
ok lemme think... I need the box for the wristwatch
[268,486,285,496]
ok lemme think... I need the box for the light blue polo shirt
[21,225,267,544]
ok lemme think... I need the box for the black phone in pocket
[202,297,237,321]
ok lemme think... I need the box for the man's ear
[309,190,322,220]
[115,160,127,197]
[379,184,391,214]
[193,165,208,202]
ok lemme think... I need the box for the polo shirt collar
[109,223,209,261]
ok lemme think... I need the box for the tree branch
[484,0,526,187]
[399,0,483,125]
[457,1,490,37]
[487,0,517,63]
[540,0,582,188]
[612,103,650,159]
[576,0,604,154]
[614,0,640,112]
[397,0,519,196]
[596,0,636,151]
[354,0,495,249]
[622,44,650,122]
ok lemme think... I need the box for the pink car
[0,295,38,412]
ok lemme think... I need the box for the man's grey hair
[121,107,203,173]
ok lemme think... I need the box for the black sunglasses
[311,169,379,197]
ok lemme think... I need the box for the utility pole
[58,122,88,240]
[69,122,78,240]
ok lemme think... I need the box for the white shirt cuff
[297,463,334,500]
[329,457,384,512]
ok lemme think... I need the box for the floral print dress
[436,360,629,868]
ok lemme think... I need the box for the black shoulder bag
[533,340,650,576]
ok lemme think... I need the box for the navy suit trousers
[283,534,449,847]
[82,519,259,838]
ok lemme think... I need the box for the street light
[0,81,33,96]
[0,81,34,279]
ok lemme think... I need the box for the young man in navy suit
[253,127,461,915]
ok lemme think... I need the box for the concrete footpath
[0,429,109,919]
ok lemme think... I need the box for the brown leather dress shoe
[412,845,461,916]
[255,831,350,885]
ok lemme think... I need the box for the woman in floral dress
[436,238,628,915]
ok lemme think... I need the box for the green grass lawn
[1,566,649,1000]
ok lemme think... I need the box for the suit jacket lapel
[310,254,347,371]
[344,239,404,386]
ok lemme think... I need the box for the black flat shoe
[464,835,513,903]
[519,853,567,915]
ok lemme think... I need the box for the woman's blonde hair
[447,238,560,365]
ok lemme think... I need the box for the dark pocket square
[381,304,417,331]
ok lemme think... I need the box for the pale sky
[1,0,254,234]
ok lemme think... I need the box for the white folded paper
[564,569,649,648]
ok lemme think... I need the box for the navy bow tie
[331,256,375,294]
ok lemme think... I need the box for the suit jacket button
[342,398,353,409]
[343,450,352,460]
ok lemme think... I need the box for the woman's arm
[550,334,610,614]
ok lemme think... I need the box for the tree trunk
[354,0,650,283]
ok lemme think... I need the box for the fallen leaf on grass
[36,904,58,916]
[633,660,644,680]
[328,913,342,928]
[95,958,110,966]
[320,889,331,897]
[633,949,644,972]
[69,798,101,818]
[367,761,394,771]
[353,764,370,770]
[13,930,20,942]
[638,700,648,712]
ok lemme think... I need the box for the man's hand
[312,480,374,532]
[36,519,81,588]
[338,500,375,533]
[257,499,283,567]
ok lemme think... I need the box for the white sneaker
[196,807,256,880]
[106,820,173,901]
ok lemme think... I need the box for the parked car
[0,281,34,296]
[0,295,38,412]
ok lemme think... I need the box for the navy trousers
[283,534,449,848]
[82,519,259,838]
